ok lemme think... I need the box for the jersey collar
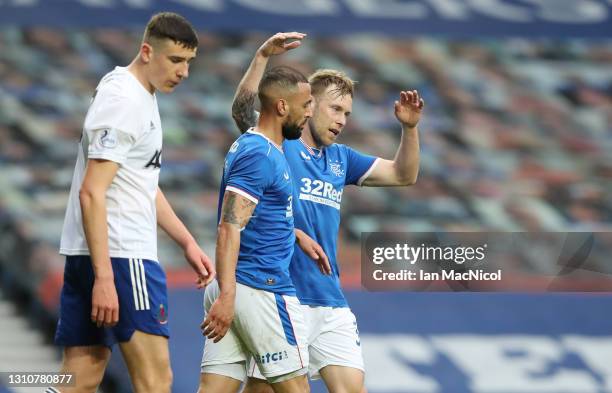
[247,128,284,154]
[299,137,323,158]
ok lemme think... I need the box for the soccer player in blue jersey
[230,33,424,393]
[198,66,317,393]
[51,13,214,393]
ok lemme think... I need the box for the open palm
[259,32,306,57]
[394,90,424,128]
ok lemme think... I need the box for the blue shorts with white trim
[54,255,169,348]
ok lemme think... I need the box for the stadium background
[1,1,612,392]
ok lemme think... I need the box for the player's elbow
[399,175,418,186]
[78,184,104,208]
[395,170,418,186]
[231,107,251,134]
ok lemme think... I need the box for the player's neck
[301,126,322,150]
[127,59,155,95]
[254,114,284,147]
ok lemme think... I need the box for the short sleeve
[226,151,272,204]
[85,95,143,164]
[344,146,379,186]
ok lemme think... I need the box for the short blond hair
[308,69,355,98]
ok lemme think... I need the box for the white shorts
[200,281,308,382]
[248,305,364,380]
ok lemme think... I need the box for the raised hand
[257,32,306,58]
[394,90,425,128]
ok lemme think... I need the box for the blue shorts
[54,255,170,348]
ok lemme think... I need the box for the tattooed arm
[201,190,256,342]
[231,32,306,133]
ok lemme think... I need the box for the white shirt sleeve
[85,94,143,164]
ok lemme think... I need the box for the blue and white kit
[201,130,309,382]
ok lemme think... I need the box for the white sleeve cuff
[357,158,381,186]
[226,186,259,204]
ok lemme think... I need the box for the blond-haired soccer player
[51,12,214,393]
[230,33,424,393]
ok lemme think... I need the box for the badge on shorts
[266,278,276,285]
[157,303,168,325]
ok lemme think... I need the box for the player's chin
[161,83,179,93]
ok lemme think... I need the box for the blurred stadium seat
[1,1,612,392]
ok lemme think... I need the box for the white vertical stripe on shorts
[129,258,141,310]
[134,258,145,310]
[138,259,150,310]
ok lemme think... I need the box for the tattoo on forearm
[222,192,256,227]
[232,90,258,133]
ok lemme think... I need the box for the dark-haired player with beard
[198,66,314,393]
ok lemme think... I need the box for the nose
[337,114,346,128]
[178,63,189,79]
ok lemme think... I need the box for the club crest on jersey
[99,129,117,149]
[329,159,345,177]
[157,303,168,325]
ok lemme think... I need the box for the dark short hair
[143,12,198,49]
[258,66,308,107]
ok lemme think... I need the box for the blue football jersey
[285,139,378,306]
[218,130,296,295]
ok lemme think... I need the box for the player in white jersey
[50,13,214,393]
[230,33,424,393]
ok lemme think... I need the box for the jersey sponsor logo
[145,149,162,169]
[99,129,117,149]
[299,178,343,210]
[255,350,289,364]
[329,159,345,177]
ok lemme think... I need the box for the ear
[140,42,153,64]
[276,99,288,116]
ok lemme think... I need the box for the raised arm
[231,32,306,133]
[362,90,425,187]
[156,187,214,288]
[201,191,256,342]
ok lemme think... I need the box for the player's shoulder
[95,67,143,105]
[228,131,275,163]
[238,130,280,157]
[325,142,351,158]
